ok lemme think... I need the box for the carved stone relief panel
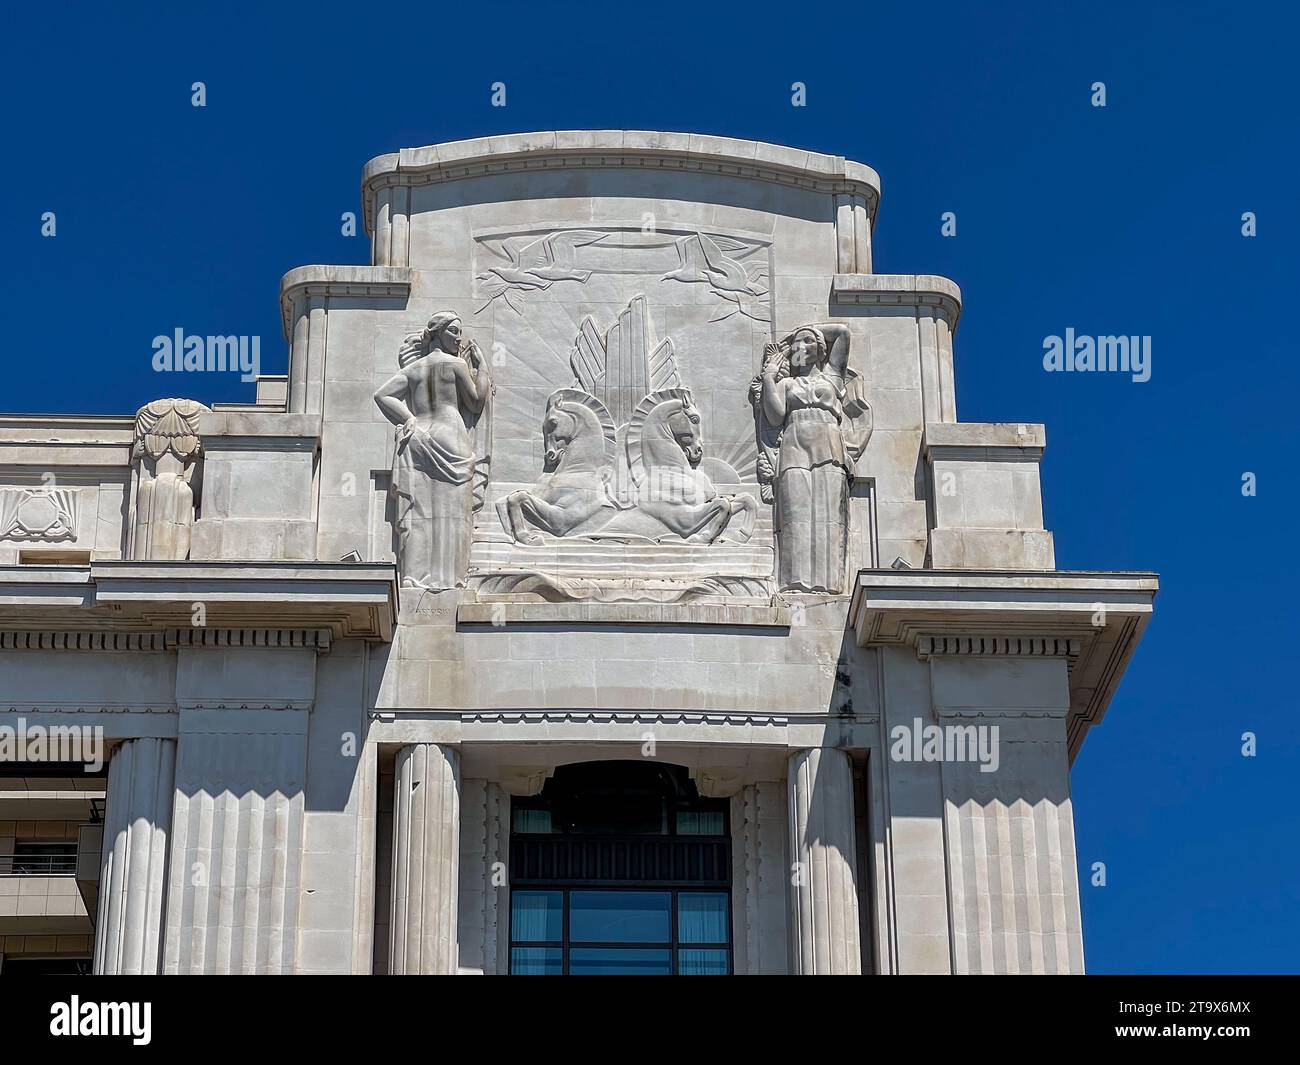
[0,487,78,542]
[466,223,776,603]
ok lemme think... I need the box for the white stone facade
[0,132,1156,975]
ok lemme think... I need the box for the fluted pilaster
[788,747,862,975]
[94,738,176,974]
[389,744,460,975]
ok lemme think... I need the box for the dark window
[1,841,77,876]
[510,888,731,975]
[0,957,92,975]
[508,762,732,975]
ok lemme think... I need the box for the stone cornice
[924,421,1046,463]
[0,561,399,642]
[278,265,414,341]
[916,635,1081,661]
[456,600,791,628]
[0,415,135,468]
[0,415,136,432]
[0,631,167,651]
[831,273,962,328]
[849,569,1157,761]
[361,130,882,234]
[456,710,790,727]
[1,703,175,714]
[1,628,332,652]
[168,628,332,650]
[196,412,322,442]
[177,700,312,711]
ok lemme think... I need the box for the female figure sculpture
[374,312,492,589]
[751,323,871,593]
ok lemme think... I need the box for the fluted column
[788,748,862,975]
[94,738,176,975]
[389,744,460,975]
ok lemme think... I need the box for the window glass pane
[676,810,725,835]
[512,808,553,834]
[678,948,729,975]
[511,947,562,975]
[511,891,563,942]
[570,948,671,975]
[678,892,729,943]
[570,891,670,943]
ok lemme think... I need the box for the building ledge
[457,599,791,628]
[278,265,414,341]
[831,273,962,328]
[0,561,399,642]
[849,568,1158,759]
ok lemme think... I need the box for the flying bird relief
[660,232,771,323]
[476,230,608,313]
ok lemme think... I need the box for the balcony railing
[0,845,79,877]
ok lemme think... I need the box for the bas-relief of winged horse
[497,295,757,546]
[496,389,618,545]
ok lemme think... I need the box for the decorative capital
[132,398,210,463]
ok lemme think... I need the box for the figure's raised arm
[374,371,416,429]
[817,323,851,380]
[453,342,490,413]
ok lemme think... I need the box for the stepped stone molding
[0,561,399,641]
[278,266,413,415]
[831,273,963,326]
[850,569,1157,759]
[278,265,413,339]
[94,737,176,975]
[1065,612,1143,755]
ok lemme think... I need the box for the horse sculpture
[496,389,618,544]
[625,388,756,544]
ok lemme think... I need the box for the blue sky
[2,2,1295,972]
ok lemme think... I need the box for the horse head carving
[497,388,618,544]
[542,388,616,473]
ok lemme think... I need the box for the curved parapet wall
[361,130,881,276]
[362,130,881,230]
